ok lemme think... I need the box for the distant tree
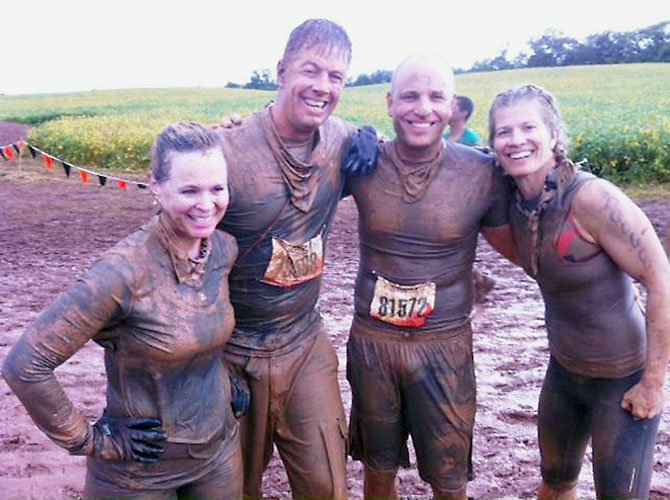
[348,69,392,87]
[527,29,580,67]
[225,82,242,89]
[635,21,670,62]
[471,49,521,72]
[244,69,277,90]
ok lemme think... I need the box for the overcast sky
[2,0,668,95]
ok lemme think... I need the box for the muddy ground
[1,124,669,499]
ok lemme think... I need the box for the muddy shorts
[539,356,661,497]
[346,318,476,492]
[83,422,242,500]
[224,330,348,500]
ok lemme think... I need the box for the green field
[1,63,669,183]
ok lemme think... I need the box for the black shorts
[538,356,660,497]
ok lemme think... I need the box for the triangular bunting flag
[44,155,54,170]
[3,146,15,160]
[79,170,89,184]
[12,144,20,154]
[98,175,107,186]
[62,161,71,177]
[117,180,128,190]
[0,149,6,161]
[137,183,149,189]
[18,140,25,150]
[28,145,37,158]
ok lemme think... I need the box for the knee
[364,466,399,499]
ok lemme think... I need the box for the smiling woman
[490,83,670,500]
[2,122,244,500]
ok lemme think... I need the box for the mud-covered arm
[480,167,518,264]
[2,259,131,452]
[481,224,518,265]
[573,179,670,419]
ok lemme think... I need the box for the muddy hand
[341,126,380,176]
[214,112,243,130]
[621,379,665,419]
[90,415,167,463]
[230,371,251,418]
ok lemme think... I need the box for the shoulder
[209,229,239,269]
[444,141,496,170]
[571,176,649,238]
[322,116,357,142]
[571,176,624,212]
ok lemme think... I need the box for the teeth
[510,151,531,159]
[191,215,213,223]
[305,99,326,109]
[412,122,431,128]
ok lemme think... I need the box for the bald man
[345,54,516,500]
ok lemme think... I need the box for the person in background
[489,83,670,499]
[442,94,495,302]
[2,122,243,499]
[345,53,516,500]
[444,95,483,147]
[215,18,376,500]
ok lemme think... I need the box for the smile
[305,99,327,109]
[189,215,215,224]
[510,151,532,159]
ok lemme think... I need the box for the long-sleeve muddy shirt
[2,215,239,452]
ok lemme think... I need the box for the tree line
[227,20,670,89]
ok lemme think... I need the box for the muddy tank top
[510,171,646,377]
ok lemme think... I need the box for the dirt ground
[1,122,670,499]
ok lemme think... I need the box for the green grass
[2,63,669,182]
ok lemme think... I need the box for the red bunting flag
[79,170,89,184]
[117,180,128,190]
[3,146,15,160]
[44,155,54,170]
[18,140,25,150]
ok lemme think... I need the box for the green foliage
[2,64,669,185]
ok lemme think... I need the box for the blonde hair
[489,84,579,276]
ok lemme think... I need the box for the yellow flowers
[2,64,669,183]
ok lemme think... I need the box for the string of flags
[0,139,149,190]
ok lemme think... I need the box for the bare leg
[432,485,468,500]
[538,481,578,500]
[364,466,398,500]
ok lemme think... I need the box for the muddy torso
[218,108,354,355]
[348,140,509,333]
[510,172,646,377]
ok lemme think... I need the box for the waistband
[160,421,238,460]
[351,315,472,342]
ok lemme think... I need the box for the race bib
[369,275,436,327]
[262,233,324,287]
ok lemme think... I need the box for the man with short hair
[346,54,516,500]
[216,18,363,500]
[444,94,483,146]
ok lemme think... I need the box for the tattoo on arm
[599,186,651,270]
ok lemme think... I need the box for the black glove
[341,126,380,176]
[90,414,167,463]
[230,371,251,418]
